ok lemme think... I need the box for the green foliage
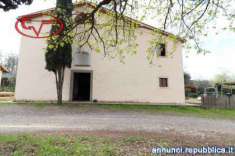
[45,0,73,104]
[186,92,199,98]
[72,10,140,63]
[45,43,72,72]
[192,80,212,93]
[0,77,16,92]
[184,72,191,85]
[45,0,74,72]
[3,53,18,73]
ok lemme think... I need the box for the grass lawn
[0,134,165,156]
[0,132,234,156]
[97,104,235,119]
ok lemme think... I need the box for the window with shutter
[159,78,168,87]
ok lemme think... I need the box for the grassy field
[0,134,166,156]
[0,132,234,156]
[97,104,235,119]
[1,102,235,119]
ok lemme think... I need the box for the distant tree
[193,80,211,88]
[192,79,212,95]
[0,51,3,65]
[4,53,18,74]
[184,72,192,85]
[213,73,235,84]
[184,72,198,97]
[0,0,33,11]
[0,53,18,92]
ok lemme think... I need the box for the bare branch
[163,0,174,29]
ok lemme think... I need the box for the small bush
[0,77,16,92]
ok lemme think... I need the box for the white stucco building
[15,2,186,104]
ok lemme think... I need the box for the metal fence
[202,95,235,108]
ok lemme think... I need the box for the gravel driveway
[0,104,235,137]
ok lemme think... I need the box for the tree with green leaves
[4,53,18,73]
[213,72,235,84]
[184,72,192,86]
[60,0,234,54]
[45,0,73,105]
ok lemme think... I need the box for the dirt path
[0,104,235,138]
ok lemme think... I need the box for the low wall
[202,95,235,108]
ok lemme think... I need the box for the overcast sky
[0,0,234,80]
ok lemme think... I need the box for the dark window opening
[159,78,168,87]
[159,44,166,56]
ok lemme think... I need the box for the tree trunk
[55,67,65,105]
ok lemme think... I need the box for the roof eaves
[0,65,8,73]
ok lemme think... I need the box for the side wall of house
[87,28,185,104]
[15,17,71,101]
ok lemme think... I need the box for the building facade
[15,3,185,104]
